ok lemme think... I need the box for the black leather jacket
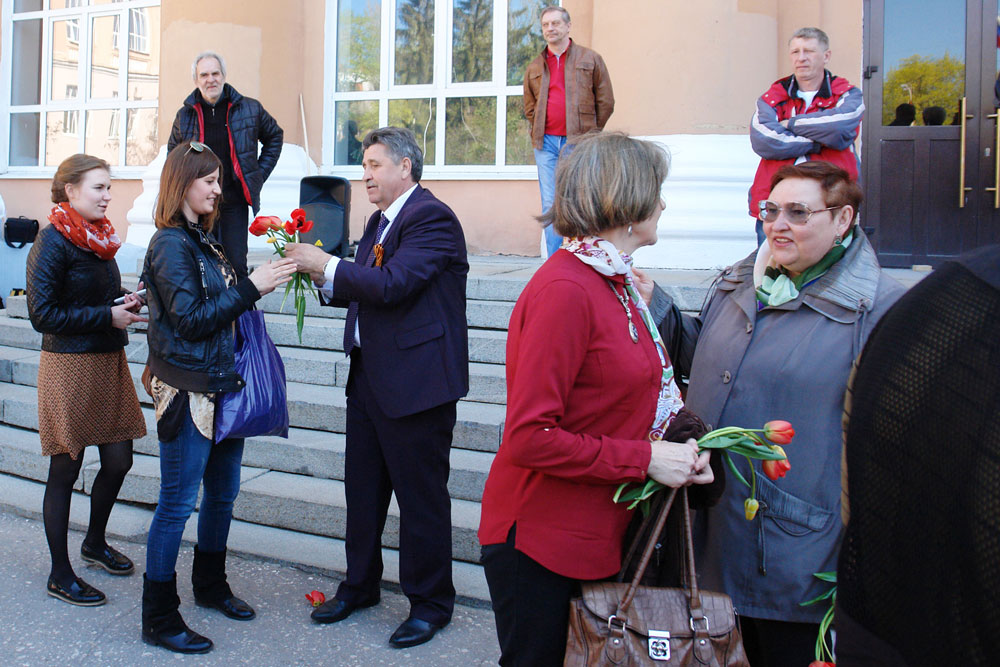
[26,224,128,354]
[168,83,283,214]
[142,221,260,393]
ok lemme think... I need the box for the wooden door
[862,0,998,266]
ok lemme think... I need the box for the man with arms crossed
[749,27,864,244]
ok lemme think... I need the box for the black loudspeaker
[298,176,351,258]
[4,216,39,249]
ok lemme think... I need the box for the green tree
[453,0,493,83]
[396,0,434,85]
[337,0,381,92]
[506,0,545,85]
[882,53,964,125]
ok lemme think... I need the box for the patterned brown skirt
[37,349,146,459]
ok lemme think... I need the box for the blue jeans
[534,134,569,258]
[145,403,245,582]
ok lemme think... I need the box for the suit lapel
[378,185,424,257]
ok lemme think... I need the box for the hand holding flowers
[249,208,323,342]
[615,420,795,518]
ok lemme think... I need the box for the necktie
[343,213,390,355]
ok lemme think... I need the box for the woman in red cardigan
[478,132,716,666]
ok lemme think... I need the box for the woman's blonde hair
[540,132,669,238]
[51,154,110,203]
[154,140,222,232]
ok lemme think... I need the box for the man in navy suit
[286,127,469,648]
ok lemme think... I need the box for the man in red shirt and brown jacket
[524,5,614,258]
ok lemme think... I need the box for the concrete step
[0,352,505,453]
[1,303,510,366]
[0,472,490,602]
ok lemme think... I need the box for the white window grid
[322,0,544,179]
[113,8,150,54]
[0,0,159,175]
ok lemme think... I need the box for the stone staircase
[0,256,718,603]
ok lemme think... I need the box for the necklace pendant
[629,321,639,343]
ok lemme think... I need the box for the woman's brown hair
[770,161,863,223]
[154,140,223,232]
[51,154,111,203]
[540,132,669,238]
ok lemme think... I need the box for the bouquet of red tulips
[614,420,795,518]
[249,208,321,343]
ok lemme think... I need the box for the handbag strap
[616,487,678,614]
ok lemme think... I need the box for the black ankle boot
[141,574,213,654]
[192,546,255,621]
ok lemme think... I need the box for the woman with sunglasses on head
[26,154,146,607]
[139,140,296,654]
[638,161,905,667]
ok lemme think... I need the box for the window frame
[0,0,160,177]
[322,0,546,180]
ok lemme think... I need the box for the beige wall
[0,0,863,255]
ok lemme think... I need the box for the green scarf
[756,231,853,307]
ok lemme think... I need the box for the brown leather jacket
[523,41,615,149]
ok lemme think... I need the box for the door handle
[959,97,974,208]
[987,111,1000,209]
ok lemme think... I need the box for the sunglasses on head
[185,141,214,156]
[758,200,843,225]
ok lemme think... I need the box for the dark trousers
[481,526,580,666]
[336,349,456,626]
[741,615,822,667]
[211,201,250,280]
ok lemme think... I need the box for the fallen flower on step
[305,590,326,607]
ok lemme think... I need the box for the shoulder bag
[564,487,749,666]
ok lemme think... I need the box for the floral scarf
[47,202,121,260]
[565,236,684,441]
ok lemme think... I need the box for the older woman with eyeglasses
[637,161,905,667]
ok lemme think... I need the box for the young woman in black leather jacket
[26,154,147,607]
[139,140,294,655]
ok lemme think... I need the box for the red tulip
[762,445,791,481]
[291,208,306,223]
[299,219,314,234]
[249,215,280,236]
[284,220,297,236]
[305,590,326,607]
[808,662,835,667]
[744,498,759,520]
[763,420,795,445]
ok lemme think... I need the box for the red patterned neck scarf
[47,202,121,260]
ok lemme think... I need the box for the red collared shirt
[543,43,569,136]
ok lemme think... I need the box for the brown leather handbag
[564,488,749,666]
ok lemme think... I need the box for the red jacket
[748,71,864,217]
[478,250,658,580]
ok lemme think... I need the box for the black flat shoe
[196,595,256,621]
[46,576,106,606]
[142,627,213,654]
[310,597,379,624]
[81,542,135,576]
[389,617,445,648]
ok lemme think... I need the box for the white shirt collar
[382,183,419,226]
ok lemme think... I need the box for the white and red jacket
[748,70,864,217]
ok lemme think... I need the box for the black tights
[43,441,133,585]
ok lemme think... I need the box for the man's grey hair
[362,127,424,182]
[790,27,829,51]
[540,5,570,23]
[192,51,227,79]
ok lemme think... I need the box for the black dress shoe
[81,542,135,576]
[389,617,445,648]
[310,597,379,624]
[196,595,256,620]
[46,576,106,606]
[142,627,213,654]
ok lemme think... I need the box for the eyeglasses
[758,200,843,225]
[185,141,214,156]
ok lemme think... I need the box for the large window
[3,0,160,172]
[325,0,547,176]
